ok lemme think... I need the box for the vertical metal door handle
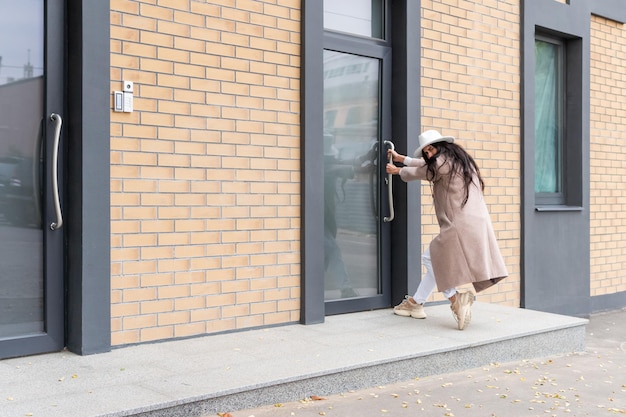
[49,113,63,230]
[383,140,395,223]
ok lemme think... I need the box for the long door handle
[383,140,395,223]
[49,113,63,230]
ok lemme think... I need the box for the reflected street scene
[0,0,45,338]
[323,50,381,301]
[0,224,43,338]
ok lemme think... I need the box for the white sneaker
[394,296,427,319]
[451,291,475,330]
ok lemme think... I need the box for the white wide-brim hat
[413,130,455,158]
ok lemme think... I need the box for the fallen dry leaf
[310,395,325,401]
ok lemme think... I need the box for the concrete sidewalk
[235,308,626,417]
[0,302,589,417]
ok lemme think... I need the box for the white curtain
[534,40,559,194]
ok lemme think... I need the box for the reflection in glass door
[0,0,64,357]
[323,50,381,302]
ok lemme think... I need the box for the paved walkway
[0,302,590,417]
[233,308,626,417]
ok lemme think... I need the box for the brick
[123,313,157,330]
[174,322,207,337]
[141,299,175,314]
[111,330,140,345]
[173,10,206,27]
[190,308,220,322]
[141,326,174,342]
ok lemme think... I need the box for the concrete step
[0,303,587,417]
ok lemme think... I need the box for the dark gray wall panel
[522,0,626,315]
[521,0,590,317]
[300,0,325,324]
[66,0,111,354]
[389,0,422,305]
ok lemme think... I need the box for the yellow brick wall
[110,0,302,345]
[590,15,626,297]
[108,0,626,346]
[420,0,521,306]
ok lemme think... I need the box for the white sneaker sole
[410,311,427,319]
[394,309,412,317]
[394,307,427,319]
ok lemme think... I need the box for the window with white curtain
[534,37,565,203]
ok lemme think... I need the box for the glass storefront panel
[0,0,45,339]
[323,50,380,301]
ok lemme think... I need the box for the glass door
[322,0,392,314]
[0,0,65,358]
[323,0,392,314]
[322,50,386,293]
[322,48,392,314]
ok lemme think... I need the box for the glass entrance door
[322,0,392,315]
[322,49,392,314]
[323,51,380,299]
[0,0,65,358]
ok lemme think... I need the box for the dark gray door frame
[300,0,422,323]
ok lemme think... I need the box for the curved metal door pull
[383,140,395,223]
[49,113,63,230]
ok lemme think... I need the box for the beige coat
[400,155,508,293]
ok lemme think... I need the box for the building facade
[0,0,624,359]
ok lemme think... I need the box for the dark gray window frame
[525,1,626,214]
[533,31,583,210]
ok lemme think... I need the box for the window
[534,37,564,200]
[323,0,385,39]
[534,33,582,208]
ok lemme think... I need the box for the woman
[386,130,508,330]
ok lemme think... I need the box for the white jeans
[413,248,456,304]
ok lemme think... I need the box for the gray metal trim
[591,291,626,315]
[590,0,626,24]
[300,0,325,324]
[389,0,422,304]
[527,0,589,37]
[65,0,111,354]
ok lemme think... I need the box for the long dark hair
[423,141,484,207]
